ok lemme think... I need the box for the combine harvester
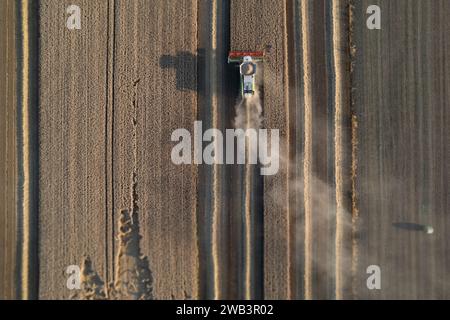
[228,51,264,98]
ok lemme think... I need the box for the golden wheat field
[1,0,449,300]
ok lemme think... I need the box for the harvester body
[228,51,264,98]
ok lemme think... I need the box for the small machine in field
[228,51,264,98]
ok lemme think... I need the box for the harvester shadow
[160,51,197,92]
[159,49,246,98]
[392,222,426,232]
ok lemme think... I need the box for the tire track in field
[240,96,264,300]
[331,0,346,300]
[282,0,293,299]
[208,0,221,299]
[348,0,359,297]
[17,0,39,300]
[105,0,116,289]
[299,0,313,299]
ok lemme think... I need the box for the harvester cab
[228,51,264,98]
